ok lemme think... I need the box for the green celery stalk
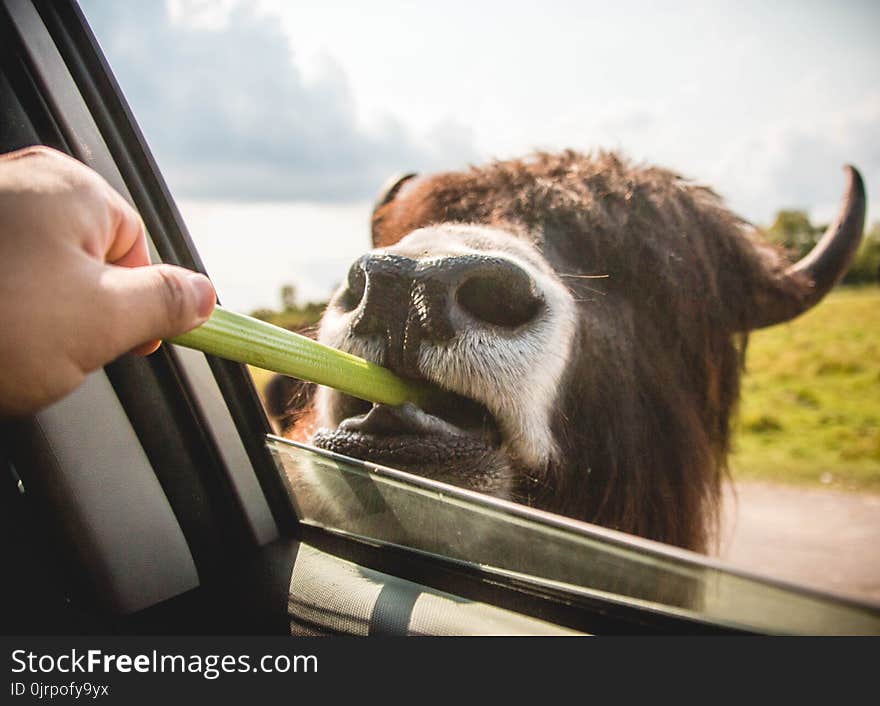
[169,306,430,408]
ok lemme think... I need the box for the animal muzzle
[343,252,545,376]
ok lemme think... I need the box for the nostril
[456,268,543,328]
[340,259,367,311]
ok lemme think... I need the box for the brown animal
[272,151,865,553]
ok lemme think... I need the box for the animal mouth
[312,384,502,472]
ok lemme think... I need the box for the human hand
[0,146,216,416]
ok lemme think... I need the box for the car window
[271,436,880,635]
[79,0,880,628]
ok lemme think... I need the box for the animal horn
[374,172,419,209]
[752,165,866,329]
[372,172,419,246]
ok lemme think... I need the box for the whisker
[558,272,609,297]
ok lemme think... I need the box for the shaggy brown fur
[286,150,816,553]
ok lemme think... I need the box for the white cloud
[80,0,476,202]
[81,0,879,227]
[710,97,880,225]
[167,0,240,30]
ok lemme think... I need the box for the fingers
[83,158,151,267]
[106,199,150,268]
[3,146,215,366]
[79,159,189,352]
[2,145,150,267]
[130,339,163,357]
[98,263,216,360]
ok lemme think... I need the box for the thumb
[100,263,216,357]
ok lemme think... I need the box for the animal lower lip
[313,388,501,468]
[339,402,468,437]
[312,391,503,473]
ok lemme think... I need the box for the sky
[80,0,880,312]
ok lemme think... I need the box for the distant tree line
[249,283,325,333]
[765,211,880,284]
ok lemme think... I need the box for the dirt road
[718,481,880,605]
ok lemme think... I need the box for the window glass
[80,1,880,613]
[271,436,880,635]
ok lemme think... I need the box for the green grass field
[732,286,880,492]
[248,286,880,493]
